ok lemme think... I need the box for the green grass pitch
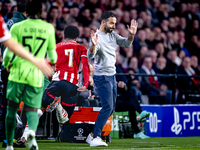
[1,137,200,150]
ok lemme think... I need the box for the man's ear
[101,20,106,25]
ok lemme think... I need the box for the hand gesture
[77,86,87,92]
[34,59,53,77]
[90,30,98,46]
[127,19,138,35]
[118,81,125,88]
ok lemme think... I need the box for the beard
[104,25,114,33]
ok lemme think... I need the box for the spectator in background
[117,23,126,36]
[137,45,148,67]
[82,26,91,42]
[139,56,166,104]
[166,50,181,74]
[144,27,156,49]
[160,19,169,33]
[177,57,200,103]
[94,8,102,23]
[55,24,64,43]
[178,17,187,33]
[1,0,12,22]
[153,26,164,43]
[155,42,165,57]
[156,57,171,88]
[137,29,148,47]
[128,57,139,73]
[47,6,58,23]
[148,50,158,71]
[178,30,186,49]
[77,7,92,27]
[191,19,200,37]
[156,57,169,74]
[123,0,131,11]
[191,55,200,75]
[165,31,179,51]
[57,7,74,28]
[41,4,47,21]
[69,4,79,21]
[179,50,186,60]
[140,56,160,93]
[138,11,152,28]
[121,10,130,27]
[7,5,17,20]
[168,16,177,32]
[150,0,160,25]
[130,0,137,9]
[157,2,169,21]
[130,9,137,20]
[120,45,134,68]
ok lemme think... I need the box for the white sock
[37,109,43,118]
[55,103,62,111]
[6,146,13,150]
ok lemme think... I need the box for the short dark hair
[64,26,79,39]
[17,0,30,12]
[101,11,117,22]
[127,68,136,73]
[27,0,42,17]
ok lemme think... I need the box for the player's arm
[46,24,57,64]
[2,46,14,68]
[77,49,90,92]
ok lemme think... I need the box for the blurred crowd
[1,0,200,104]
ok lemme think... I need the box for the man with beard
[87,11,138,147]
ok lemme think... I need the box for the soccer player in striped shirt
[42,25,90,124]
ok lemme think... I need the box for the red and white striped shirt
[52,41,90,88]
[0,14,11,43]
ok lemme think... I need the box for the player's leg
[22,84,44,150]
[55,80,79,124]
[42,81,68,124]
[5,81,25,150]
[21,76,51,141]
[90,76,116,147]
[5,100,19,150]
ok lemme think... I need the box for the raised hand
[127,19,138,35]
[90,30,98,46]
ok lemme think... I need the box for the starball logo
[171,107,182,135]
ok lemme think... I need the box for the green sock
[5,106,18,146]
[26,111,39,132]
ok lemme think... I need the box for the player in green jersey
[2,0,57,150]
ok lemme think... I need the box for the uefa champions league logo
[74,128,86,140]
[171,107,182,135]
[77,128,84,136]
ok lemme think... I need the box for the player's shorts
[6,80,44,109]
[43,76,50,91]
[42,80,79,118]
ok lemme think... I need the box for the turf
[1,137,200,150]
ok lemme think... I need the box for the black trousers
[1,69,9,139]
[115,99,140,134]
